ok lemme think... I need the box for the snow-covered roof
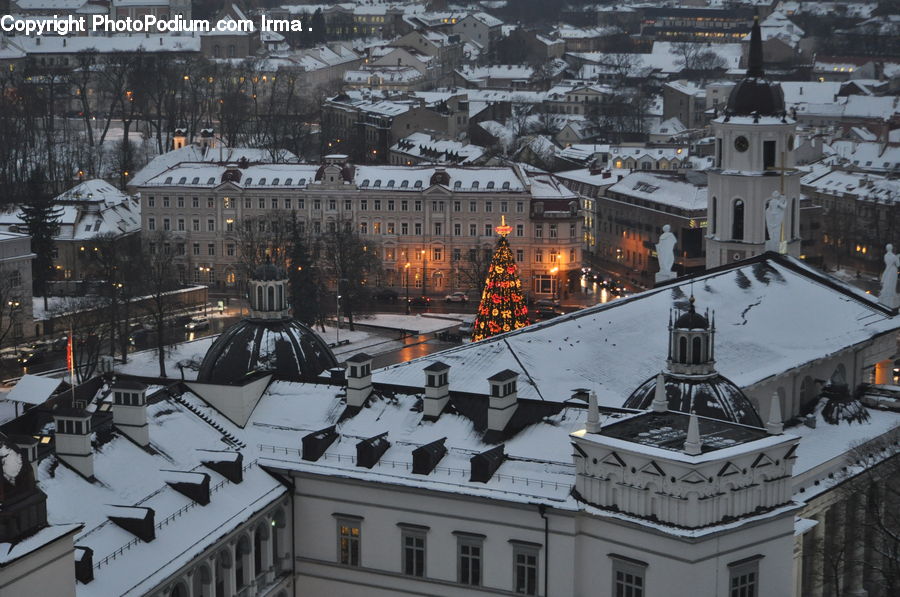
[455,64,534,82]
[13,34,201,55]
[802,168,900,202]
[6,374,63,405]
[129,145,298,189]
[391,132,485,164]
[375,255,900,409]
[829,141,900,173]
[746,10,804,46]
[608,171,707,211]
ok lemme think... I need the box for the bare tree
[456,246,493,293]
[672,42,727,73]
[0,269,27,349]
[48,297,108,383]
[140,231,182,378]
[318,223,381,331]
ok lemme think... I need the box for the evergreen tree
[19,169,61,308]
[289,217,320,326]
[473,218,529,342]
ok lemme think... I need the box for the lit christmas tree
[473,216,530,341]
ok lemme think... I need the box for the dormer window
[178,177,187,184]
[373,180,381,187]
[258,178,267,185]
[299,178,306,185]
[414,180,423,188]
[244,178,253,185]
[387,180,395,187]
[207,177,216,184]
[361,179,370,187]
[192,177,200,184]
[502,182,510,189]
[401,180,409,188]
[57,418,89,435]
[272,178,280,185]
[471,181,479,189]
[113,391,144,406]
[164,177,173,184]
[486,181,495,189]
[285,178,292,185]
[454,181,462,189]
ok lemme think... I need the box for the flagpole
[67,328,76,400]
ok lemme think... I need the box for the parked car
[372,288,399,303]
[458,318,475,337]
[533,298,560,308]
[444,291,469,303]
[185,317,209,331]
[17,348,47,366]
[407,296,431,307]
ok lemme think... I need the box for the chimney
[111,380,149,447]
[74,546,94,583]
[586,390,602,433]
[11,436,39,478]
[651,372,668,412]
[356,432,390,469]
[422,361,450,420]
[683,411,703,456]
[345,353,373,408]
[108,506,155,542]
[302,426,339,462]
[766,392,784,435]
[412,437,447,474]
[163,470,211,506]
[53,407,94,479]
[198,449,243,484]
[470,444,505,482]
[486,370,519,436]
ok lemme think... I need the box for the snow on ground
[114,336,217,379]
[350,312,467,333]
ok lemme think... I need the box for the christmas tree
[473,217,530,341]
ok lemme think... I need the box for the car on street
[371,288,399,303]
[407,296,431,307]
[185,317,209,331]
[458,318,475,337]
[444,291,469,303]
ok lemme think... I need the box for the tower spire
[747,16,764,78]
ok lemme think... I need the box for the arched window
[244,178,253,185]
[732,199,744,240]
[486,181,495,189]
[254,526,265,577]
[502,182,510,189]
[192,565,211,597]
[387,179,395,187]
[256,286,263,311]
[272,509,285,572]
[711,197,717,235]
[453,181,462,189]
[400,180,408,188]
[278,285,284,310]
[267,286,275,311]
[692,337,702,364]
[170,582,188,597]
[215,550,231,597]
[258,178,266,185]
[414,180,423,188]
[235,536,251,589]
[272,178,280,185]
[471,181,479,189]
[678,336,688,363]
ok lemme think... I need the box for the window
[401,200,408,211]
[549,224,557,238]
[336,517,361,566]
[400,526,427,577]
[432,247,442,261]
[163,218,171,231]
[535,249,543,263]
[387,222,395,235]
[711,197,717,235]
[147,196,155,208]
[207,219,215,232]
[192,197,199,208]
[763,140,776,171]
[611,556,646,597]
[227,244,235,256]
[388,200,395,211]
[485,201,492,213]
[414,223,422,235]
[163,196,170,208]
[286,198,293,209]
[535,224,543,238]
[484,224,493,236]
[148,217,156,231]
[244,198,252,209]
[516,201,524,213]
[469,201,477,212]
[454,201,461,212]
[177,218,185,231]
[192,243,200,256]
[272,198,279,209]
[456,534,483,586]
[454,223,461,236]
[512,543,539,595]
[374,200,382,210]
[729,556,761,597]
[401,223,408,235]
[177,197,184,208]
[516,224,524,237]
[470,224,477,236]
[345,200,352,211]
[208,198,215,209]
[415,200,422,212]
[516,249,524,262]
[732,199,744,240]
[259,198,266,209]
[192,218,200,232]
[434,222,442,235]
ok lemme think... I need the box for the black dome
[724,17,785,117]
[623,372,763,427]
[253,263,286,281]
[674,309,709,329]
[197,318,337,385]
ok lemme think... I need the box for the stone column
[829,504,847,597]
[874,359,892,385]
[845,495,869,596]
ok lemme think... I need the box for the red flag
[66,334,73,374]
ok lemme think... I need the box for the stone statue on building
[765,191,787,253]
[879,244,900,309]
[655,225,677,284]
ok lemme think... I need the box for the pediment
[600,451,626,467]
[678,469,708,484]
[638,460,665,476]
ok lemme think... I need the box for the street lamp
[404,262,411,314]
[421,249,427,299]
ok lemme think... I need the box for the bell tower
[249,263,290,320]
[706,17,802,269]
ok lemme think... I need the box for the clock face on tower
[734,136,749,152]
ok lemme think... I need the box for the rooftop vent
[197,449,243,484]
[356,432,390,469]
[74,546,93,584]
[163,470,211,506]
[107,506,155,542]
[470,444,505,483]
[412,437,447,475]
[302,426,339,462]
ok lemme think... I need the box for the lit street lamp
[421,249,427,299]
[404,262,411,315]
